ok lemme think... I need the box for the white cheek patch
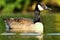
[38,5,44,11]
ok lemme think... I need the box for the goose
[3,2,51,40]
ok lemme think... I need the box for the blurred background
[0,0,60,13]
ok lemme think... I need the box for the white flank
[34,22,43,34]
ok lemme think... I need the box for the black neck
[34,11,41,23]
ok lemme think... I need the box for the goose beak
[46,8,52,10]
[44,6,52,10]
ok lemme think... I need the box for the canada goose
[3,2,51,40]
